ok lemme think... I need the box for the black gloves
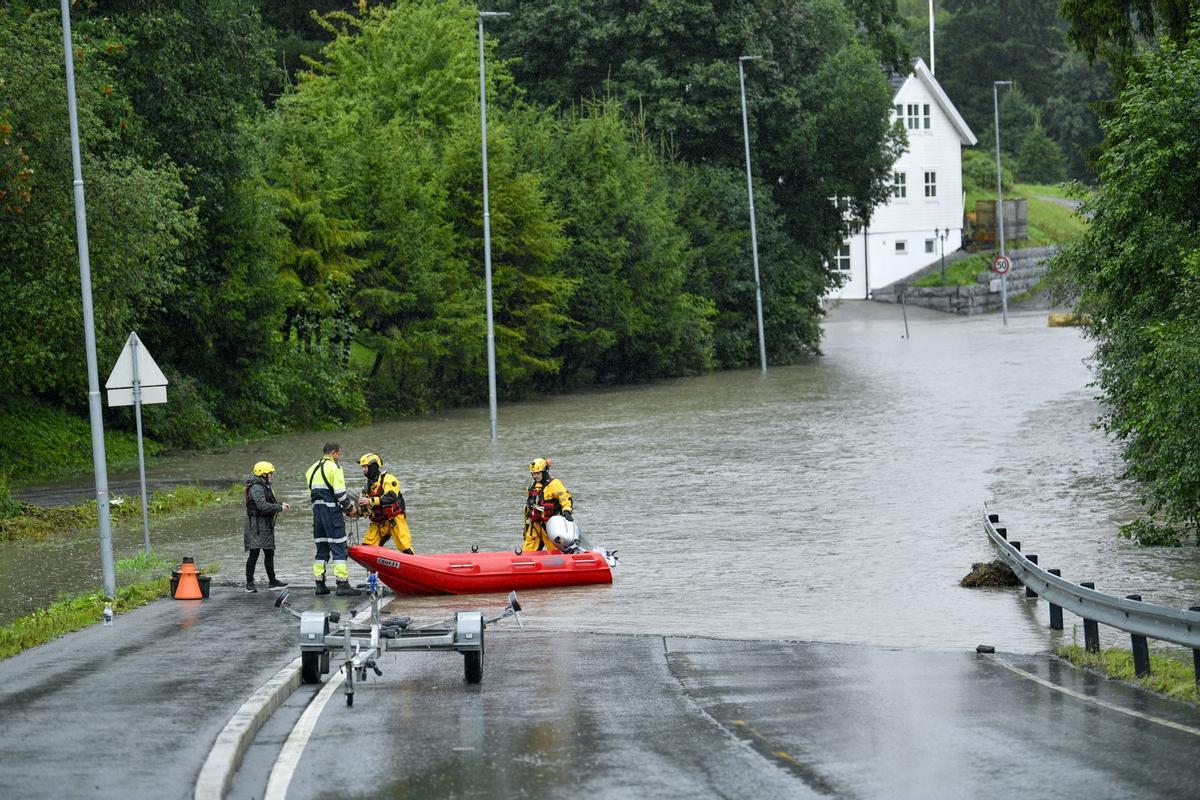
[562,510,573,522]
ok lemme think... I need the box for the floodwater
[6,302,1199,653]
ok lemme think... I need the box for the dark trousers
[246,548,276,583]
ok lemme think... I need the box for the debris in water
[960,560,1020,588]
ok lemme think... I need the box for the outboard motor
[545,515,580,553]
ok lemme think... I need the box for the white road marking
[264,599,390,800]
[263,665,346,800]
[988,656,1200,737]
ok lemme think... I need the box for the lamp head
[479,11,510,18]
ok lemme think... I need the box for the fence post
[1081,582,1100,653]
[1191,607,1200,686]
[1047,569,1063,630]
[1025,555,1038,598]
[1126,595,1150,677]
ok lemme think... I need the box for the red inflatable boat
[349,544,614,595]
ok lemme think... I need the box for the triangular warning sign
[105,331,169,389]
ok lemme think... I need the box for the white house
[828,58,977,300]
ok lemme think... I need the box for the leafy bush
[0,470,23,519]
[0,399,161,483]
[1052,28,1200,544]
[962,148,1014,195]
[1016,122,1068,183]
[128,369,226,450]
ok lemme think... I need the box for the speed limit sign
[992,254,1012,275]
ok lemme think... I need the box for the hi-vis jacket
[306,456,349,510]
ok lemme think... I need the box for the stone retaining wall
[870,246,1056,315]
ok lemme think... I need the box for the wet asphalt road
[3,590,1200,799]
[244,631,1200,800]
[0,586,361,800]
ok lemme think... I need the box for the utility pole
[478,11,509,439]
[738,55,768,373]
[59,0,116,601]
[993,80,1013,327]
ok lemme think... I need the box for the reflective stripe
[312,500,340,508]
[312,536,349,544]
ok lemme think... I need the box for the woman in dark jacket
[245,461,291,592]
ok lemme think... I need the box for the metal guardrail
[984,511,1200,680]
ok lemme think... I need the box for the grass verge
[1057,643,1199,704]
[0,483,241,542]
[913,254,993,287]
[963,181,1089,248]
[0,577,170,660]
[0,399,163,484]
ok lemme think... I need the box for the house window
[893,104,903,119]
[925,238,936,254]
[835,244,851,272]
[895,240,907,255]
[906,103,920,130]
[924,171,937,198]
[893,171,907,199]
[923,104,931,129]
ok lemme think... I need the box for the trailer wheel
[464,650,483,684]
[301,651,322,684]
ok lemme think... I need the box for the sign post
[106,332,168,555]
[992,254,1012,325]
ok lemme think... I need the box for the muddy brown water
[5,302,1198,654]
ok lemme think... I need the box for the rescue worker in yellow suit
[521,457,574,552]
[354,453,414,554]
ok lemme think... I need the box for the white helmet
[545,515,579,552]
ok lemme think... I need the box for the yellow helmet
[529,457,551,474]
[252,461,276,477]
[359,452,382,468]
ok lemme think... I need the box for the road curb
[194,595,390,799]
[194,657,302,800]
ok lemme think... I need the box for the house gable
[827,58,976,300]
[897,58,977,147]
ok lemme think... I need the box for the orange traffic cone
[173,557,203,600]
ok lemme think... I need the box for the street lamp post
[993,80,1013,327]
[59,0,116,603]
[738,55,768,373]
[937,227,948,283]
[478,11,509,439]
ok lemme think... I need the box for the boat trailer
[275,573,522,706]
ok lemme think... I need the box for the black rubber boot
[335,580,361,597]
[314,579,330,596]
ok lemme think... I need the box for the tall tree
[938,0,1066,134]
[1051,24,1200,543]
[1058,0,1198,63]
[0,8,198,405]
[491,0,903,357]
[80,1,282,407]
[257,1,571,408]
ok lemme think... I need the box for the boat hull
[349,545,614,595]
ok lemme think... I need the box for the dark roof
[887,57,920,93]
